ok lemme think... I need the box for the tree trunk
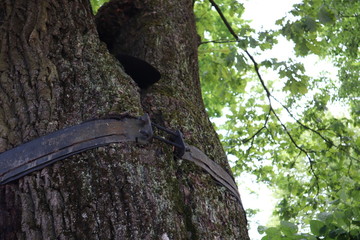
[0,0,249,239]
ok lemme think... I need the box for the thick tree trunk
[0,0,249,239]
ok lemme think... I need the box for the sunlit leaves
[90,0,107,13]
[278,0,360,94]
[195,0,279,117]
[194,0,360,239]
[260,210,360,239]
[259,221,317,240]
[198,44,248,117]
[258,31,279,50]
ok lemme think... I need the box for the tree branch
[270,107,320,193]
[242,108,271,144]
[208,0,270,98]
[208,0,321,185]
[271,96,334,146]
[200,39,242,45]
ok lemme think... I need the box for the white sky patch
[242,0,302,30]
[237,0,306,239]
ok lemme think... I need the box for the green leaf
[318,5,336,25]
[283,79,308,95]
[350,229,360,237]
[265,227,282,238]
[258,225,267,234]
[317,212,333,223]
[337,189,348,202]
[302,16,317,32]
[280,221,298,236]
[90,0,108,13]
[310,220,326,236]
[329,228,347,239]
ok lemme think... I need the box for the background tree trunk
[0,0,249,239]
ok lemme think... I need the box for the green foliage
[260,210,360,240]
[194,0,360,239]
[195,0,254,117]
[90,0,108,13]
[277,0,360,98]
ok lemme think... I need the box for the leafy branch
[271,96,333,146]
[198,0,360,236]
[242,107,270,144]
[201,39,242,44]
[207,0,324,183]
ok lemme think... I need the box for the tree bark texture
[0,0,249,239]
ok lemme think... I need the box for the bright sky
[242,0,301,30]
[239,0,301,239]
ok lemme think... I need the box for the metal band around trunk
[0,114,242,205]
[182,145,241,203]
[0,115,152,185]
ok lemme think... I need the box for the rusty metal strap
[182,145,241,203]
[0,115,152,185]
[0,114,241,205]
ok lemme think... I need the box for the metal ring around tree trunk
[0,114,242,205]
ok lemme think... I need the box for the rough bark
[0,0,249,239]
